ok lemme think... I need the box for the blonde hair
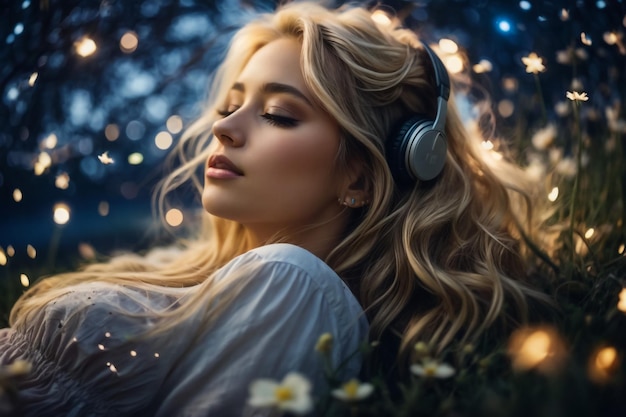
[10,2,551,371]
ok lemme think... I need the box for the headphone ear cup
[386,115,427,184]
[407,122,447,181]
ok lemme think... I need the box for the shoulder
[218,243,347,294]
[213,243,365,329]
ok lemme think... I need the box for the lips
[207,154,244,176]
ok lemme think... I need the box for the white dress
[0,243,368,416]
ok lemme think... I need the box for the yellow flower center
[424,364,437,377]
[343,379,359,398]
[275,386,294,402]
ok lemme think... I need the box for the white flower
[531,124,557,150]
[521,52,545,74]
[566,91,589,102]
[98,151,114,164]
[248,372,313,415]
[410,360,456,379]
[331,379,374,402]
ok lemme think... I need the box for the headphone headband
[386,41,450,183]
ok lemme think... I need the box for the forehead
[237,38,306,89]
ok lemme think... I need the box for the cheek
[262,128,339,181]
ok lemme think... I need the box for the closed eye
[261,113,298,128]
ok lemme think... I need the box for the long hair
[10,2,551,370]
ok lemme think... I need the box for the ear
[338,162,372,208]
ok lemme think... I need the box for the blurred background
[1,0,625,315]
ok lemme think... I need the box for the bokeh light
[165,208,184,227]
[75,37,97,57]
[128,152,144,165]
[53,203,71,225]
[13,189,23,202]
[105,124,120,141]
[155,131,173,150]
[20,273,30,287]
[166,115,183,134]
[120,31,139,53]
[508,326,567,374]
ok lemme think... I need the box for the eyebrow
[231,82,313,108]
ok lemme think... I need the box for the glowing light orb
[165,208,184,227]
[20,273,30,287]
[53,203,71,225]
[120,31,139,53]
[75,37,97,57]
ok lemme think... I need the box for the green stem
[569,101,583,264]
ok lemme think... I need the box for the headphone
[386,41,450,184]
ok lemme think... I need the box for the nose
[212,113,245,147]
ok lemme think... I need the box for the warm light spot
[473,59,493,73]
[581,32,592,45]
[618,288,626,313]
[0,249,6,266]
[26,244,36,259]
[497,100,515,118]
[560,8,569,20]
[7,246,15,257]
[507,326,568,375]
[130,350,137,357]
[155,131,173,150]
[548,187,559,202]
[165,208,184,227]
[619,244,625,255]
[28,72,38,86]
[443,55,463,74]
[75,37,97,57]
[166,115,183,134]
[154,352,160,358]
[105,124,120,141]
[128,152,144,165]
[105,332,111,338]
[439,38,458,54]
[589,345,620,383]
[78,242,96,259]
[55,172,70,189]
[596,347,617,370]
[585,228,595,239]
[502,77,519,92]
[13,188,23,202]
[481,140,494,150]
[370,10,392,26]
[109,364,117,372]
[515,330,550,367]
[35,152,52,175]
[604,31,618,45]
[42,133,57,148]
[98,201,110,216]
[119,31,138,53]
[20,273,29,287]
[53,203,71,225]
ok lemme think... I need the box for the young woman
[0,2,551,416]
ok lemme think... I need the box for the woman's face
[202,37,350,247]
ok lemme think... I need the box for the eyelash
[216,108,298,128]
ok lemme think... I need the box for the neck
[245,213,350,261]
